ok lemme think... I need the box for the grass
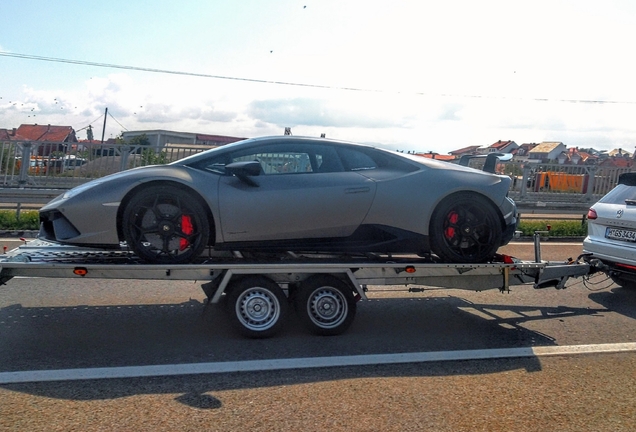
[0,211,589,237]
[0,210,40,230]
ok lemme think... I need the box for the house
[512,143,538,159]
[448,145,480,158]
[557,148,596,165]
[478,140,519,155]
[608,148,633,158]
[527,141,567,162]
[1,124,77,156]
[598,148,635,168]
[414,152,457,162]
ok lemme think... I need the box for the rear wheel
[294,275,357,336]
[430,194,502,263]
[122,185,210,264]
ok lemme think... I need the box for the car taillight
[587,208,598,220]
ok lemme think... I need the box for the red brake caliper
[445,211,459,240]
[180,215,193,251]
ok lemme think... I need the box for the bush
[0,211,589,237]
[0,210,40,230]
[517,220,587,237]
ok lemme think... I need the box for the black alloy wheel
[430,193,502,263]
[122,185,210,264]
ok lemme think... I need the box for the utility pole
[101,107,108,144]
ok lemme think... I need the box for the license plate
[606,227,636,242]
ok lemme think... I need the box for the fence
[0,140,633,212]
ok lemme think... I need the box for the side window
[195,143,346,175]
[233,151,313,174]
[338,147,378,171]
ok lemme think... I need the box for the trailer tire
[295,275,356,336]
[226,276,288,338]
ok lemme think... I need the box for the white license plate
[606,227,636,242]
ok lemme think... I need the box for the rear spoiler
[458,152,513,173]
[618,173,636,186]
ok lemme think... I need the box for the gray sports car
[39,136,518,264]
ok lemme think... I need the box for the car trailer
[0,236,591,338]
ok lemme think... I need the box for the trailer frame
[0,237,591,337]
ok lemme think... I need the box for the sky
[1,0,636,154]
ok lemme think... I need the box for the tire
[122,185,210,264]
[610,274,636,289]
[226,276,288,338]
[429,193,502,263]
[295,275,357,336]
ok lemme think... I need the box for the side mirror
[225,161,261,187]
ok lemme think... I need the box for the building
[557,148,596,165]
[448,145,480,158]
[478,140,519,155]
[527,141,567,162]
[414,152,456,162]
[121,130,246,151]
[0,124,77,155]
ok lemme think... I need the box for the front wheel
[226,276,289,338]
[122,185,210,264]
[429,194,502,263]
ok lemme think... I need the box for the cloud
[247,97,410,129]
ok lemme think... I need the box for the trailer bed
[0,239,591,337]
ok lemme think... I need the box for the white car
[584,173,636,288]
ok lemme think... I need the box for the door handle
[345,187,371,194]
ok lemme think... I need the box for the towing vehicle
[0,234,592,338]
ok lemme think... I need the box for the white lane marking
[1,342,634,384]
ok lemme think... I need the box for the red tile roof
[490,140,515,150]
[415,153,457,162]
[448,145,480,155]
[15,124,76,142]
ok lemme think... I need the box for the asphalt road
[1,241,635,431]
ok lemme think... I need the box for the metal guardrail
[0,140,633,213]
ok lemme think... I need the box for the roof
[448,145,480,155]
[528,141,564,154]
[0,129,12,141]
[489,140,516,150]
[15,124,76,142]
[511,143,538,155]
[415,153,456,162]
[196,134,245,144]
[608,148,633,158]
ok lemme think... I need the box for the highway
[0,242,635,431]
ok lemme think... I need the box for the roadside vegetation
[0,210,40,230]
[516,220,588,237]
[0,210,589,237]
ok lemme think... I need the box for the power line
[107,111,128,131]
[2,50,636,105]
[0,51,366,93]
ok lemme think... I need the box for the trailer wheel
[430,193,502,263]
[122,185,209,264]
[295,275,356,336]
[226,276,288,338]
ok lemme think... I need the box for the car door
[216,142,377,243]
